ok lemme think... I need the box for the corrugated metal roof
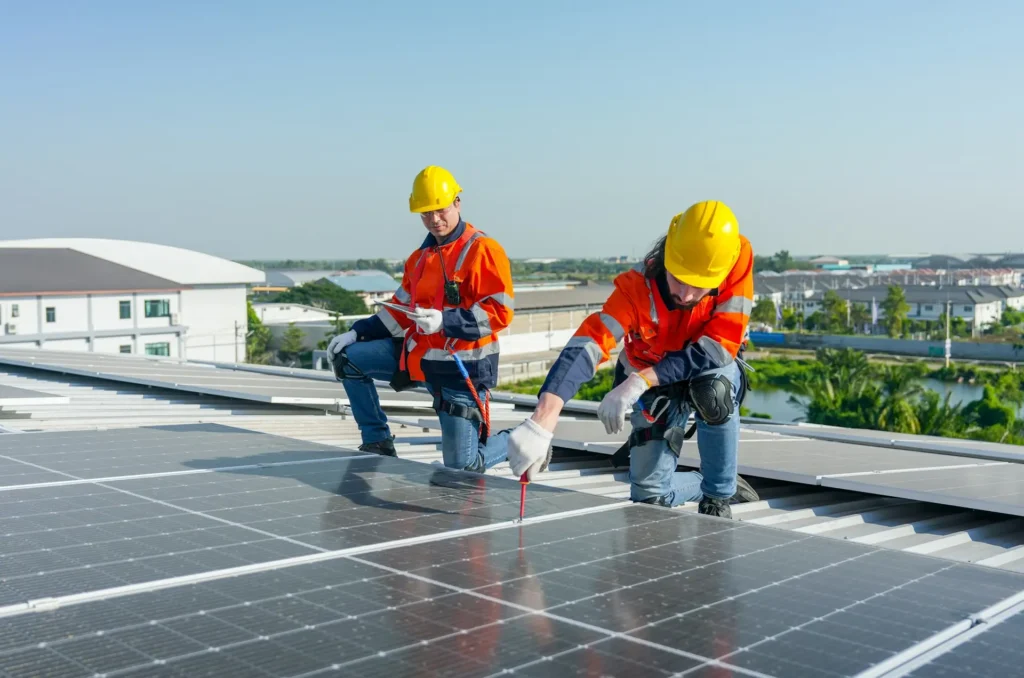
[0,248,181,296]
[327,271,399,293]
[3,363,1024,574]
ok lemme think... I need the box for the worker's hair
[642,236,667,280]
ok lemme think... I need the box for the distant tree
[317,315,350,351]
[804,310,825,332]
[263,280,370,315]
[880,285,910,338]
[278,323,306,364]
[1001,308,1024,327]
[782,307,799,331]
[245,300,272,364]
[750,299,777,326]
[821,290,848,333]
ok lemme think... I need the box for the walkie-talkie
[444,280,461,306]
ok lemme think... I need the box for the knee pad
[332,351,365,381]
[689,372,734,426]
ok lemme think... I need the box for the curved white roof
[0,238,265,286]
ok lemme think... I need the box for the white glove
[327,330,357,356]
[597,372,649,435]
[410,307,443,335]
[507,418,553,481]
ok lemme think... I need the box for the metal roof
[0,248,182,296]
[2,361,1024,574]
[327,271,400,293]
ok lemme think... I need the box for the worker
[328,165,516,473]
[506,200,759,518]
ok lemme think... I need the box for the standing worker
[506,201,758,518]
[329,166,517,473]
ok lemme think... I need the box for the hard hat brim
[665,248,729,290]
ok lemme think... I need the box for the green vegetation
[245,300,272,364]
[256,280,370,316]
[278,323,306,364]
[753,250,815,273]
[240,259,401,274]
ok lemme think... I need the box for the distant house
[327,270,400,305]
[809,256,849,268]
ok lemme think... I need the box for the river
[743,379,1023,423]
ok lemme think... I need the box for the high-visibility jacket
[351,220,514,391]
[540,236,753,403]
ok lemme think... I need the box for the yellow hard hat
[409,165,462,213]
[664,200,741,289]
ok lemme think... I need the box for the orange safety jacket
[350,220,514,391]
[539,236,754,403]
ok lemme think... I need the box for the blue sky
[1,1,1021,260]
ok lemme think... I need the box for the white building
[0,238,264,360]
[252,302,336,325]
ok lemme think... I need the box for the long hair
[642,235,667,280]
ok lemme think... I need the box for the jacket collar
[419,218,466,250]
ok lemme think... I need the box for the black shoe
[358,437,397,457]
[732,475,759,504]
[698,496,733,519]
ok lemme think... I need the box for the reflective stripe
[713,296,753,316]
[454,232,484,271]
[422,342,501,363]
[470,303,493,335]
[394,286,411,304]
[480,291,514,310]
[377,309,405,338]
[644,278,658,325]
[565,335,603,369]
[599,313,625,342]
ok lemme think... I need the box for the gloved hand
[507,418,553,481]
[409,307,443,335]
[327,330,357,356]
[597,372,649,435]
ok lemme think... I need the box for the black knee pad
[331,350,365,381]
[689,372,734,426]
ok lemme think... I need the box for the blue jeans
[627,362,741,507]
[338,339,508,472]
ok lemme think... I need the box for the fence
[750,331,1024,363]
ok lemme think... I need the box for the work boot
[358,436,397,457]
[698,496,733,519]
[732,474,759,504]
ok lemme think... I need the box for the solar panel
[2,424,1024,677]
[0,348,436,408]
[823,463,1024,517]
[901,604,1024,677]
[0,384,69,407]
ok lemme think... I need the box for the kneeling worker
[507,201,758,518]
[329,166,515,472]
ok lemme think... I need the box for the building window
[45,307,56,323]
[924,305,934,311]
[963,305,973,312]
[10,304,18,318]
[144,299,171,318]
[119,300,131,319]
[144,342,170,356]
[119,345,132,354]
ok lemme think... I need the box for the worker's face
[420,197,461,240]
[665,273,712,309]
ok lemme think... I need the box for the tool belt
[432,393,488,444]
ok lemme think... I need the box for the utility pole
[944,299,951,368]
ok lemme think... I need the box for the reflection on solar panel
[0,384,68,407]
[1,424,1023,676]
[0,347,435,408]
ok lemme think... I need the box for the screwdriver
[518,472,529,521]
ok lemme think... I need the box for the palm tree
[915,390,968,438]
[876,365,923,433]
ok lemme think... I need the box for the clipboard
[374,300,419,317]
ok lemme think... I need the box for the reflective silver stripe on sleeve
[713,296,754,315]
[599,312,624,342]
[480,291,514,310]
[470,304,493,335]
[565,335,603,371]
[377,309,406,338]
[394,285,411,304]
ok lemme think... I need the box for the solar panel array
[0,384,69,407]
[2,423,1024,676]
[0,348,435,409]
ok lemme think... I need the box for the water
[743,378,1020,423]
